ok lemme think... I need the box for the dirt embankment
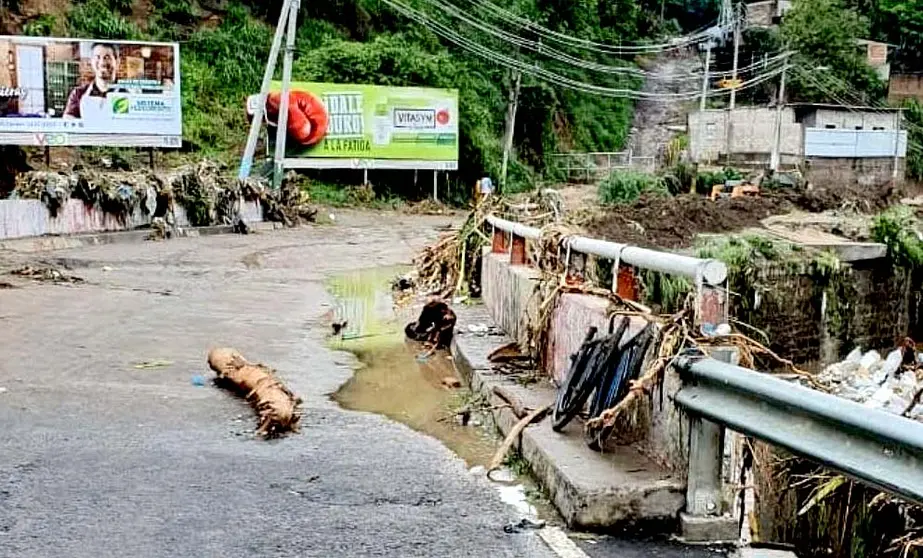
[583,183,898,249]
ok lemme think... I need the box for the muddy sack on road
[208,348,302,438]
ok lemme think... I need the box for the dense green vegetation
[3,0,721,197]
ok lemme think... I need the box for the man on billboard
[63,42,125,121]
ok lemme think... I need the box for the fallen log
[207,348,302,438]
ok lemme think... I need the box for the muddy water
[327,267,499,468]
[327,268,559,521]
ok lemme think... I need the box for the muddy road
[0,211,557,558]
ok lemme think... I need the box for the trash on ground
[133,359,174,370]
[816,339,923,421]
[405,297,457,349]
[11,266,83,284]
[441,376,462,389]
[207,347,302,438]
[190,375,207,387]
[503,517,546,534]
[0,387,7,394]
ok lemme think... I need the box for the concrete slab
[452,305,686,531]
[732,548,798,558]
[0,222,281,253]
[680,513,740,543]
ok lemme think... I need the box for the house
[688,103,907,185]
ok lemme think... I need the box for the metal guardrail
[676,356,923,506]
[485,214,728,286]
[485,214,729,332]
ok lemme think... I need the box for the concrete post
[615,265,639,301]
[680,347,740,543]
[511,234,527,266]
[492,227,508,254]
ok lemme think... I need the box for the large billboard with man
[0,37,181,147]
[248,82,459,170]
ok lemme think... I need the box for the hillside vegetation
[0,0,718,197]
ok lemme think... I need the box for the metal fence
[549,150,657,182]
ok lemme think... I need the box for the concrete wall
[688,108,802,163]
[804,156,900,188]
[481,250,540,346]
[481,251,686,470]
[0,199,263,240]
[810,108,898,130]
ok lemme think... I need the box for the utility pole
[272,0,300,190]
[729,3,741,110]
[238,0,293,181]
[500,70,521,192]
[770,61,788,172]
[700,42,712,111]
[726,4,741,161]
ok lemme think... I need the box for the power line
[416,0,783,82]
[382,0,787,102]
[459,0,729,55]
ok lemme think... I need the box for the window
[855,126,863,130]
[873,126,885,131]
[825,124,837,129]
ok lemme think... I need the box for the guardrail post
[492,227,508,254]
[615,264,639,301]
[696,284,729,333]
[680,348,740,543]
[511,233,527,266]
[566,250,587,285]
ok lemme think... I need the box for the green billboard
[252,81,459,169]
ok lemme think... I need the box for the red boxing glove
[265,90,329,147]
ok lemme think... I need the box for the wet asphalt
[0,212,554,558]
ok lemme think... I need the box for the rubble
[815,342,923,421]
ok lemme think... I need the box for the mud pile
[583,183,898,249]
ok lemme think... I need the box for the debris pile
[11,163,317,229]
[207,347,302,438]
[815,340,922,421]
[11,265,83,284]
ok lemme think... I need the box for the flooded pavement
[327,267,499,468]
[326,267,557,523]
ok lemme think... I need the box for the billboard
[248,82,459,170]
[0,37,182,147]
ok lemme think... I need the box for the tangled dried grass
[207,348,302,438]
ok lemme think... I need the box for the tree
[781,0,885,103]
[878,0,923,71]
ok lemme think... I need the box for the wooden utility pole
[500,70,521,192]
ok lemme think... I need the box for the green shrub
[22,14,56,36]
[598,170,668,205]
[67,0,142,39]
[871,206,923,268]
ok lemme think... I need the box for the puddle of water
[326,267,560,522]
[327,267,498,468]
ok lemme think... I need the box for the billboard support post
[433,171,438,202]
[238,0,292,181]
[272,0,300,190]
